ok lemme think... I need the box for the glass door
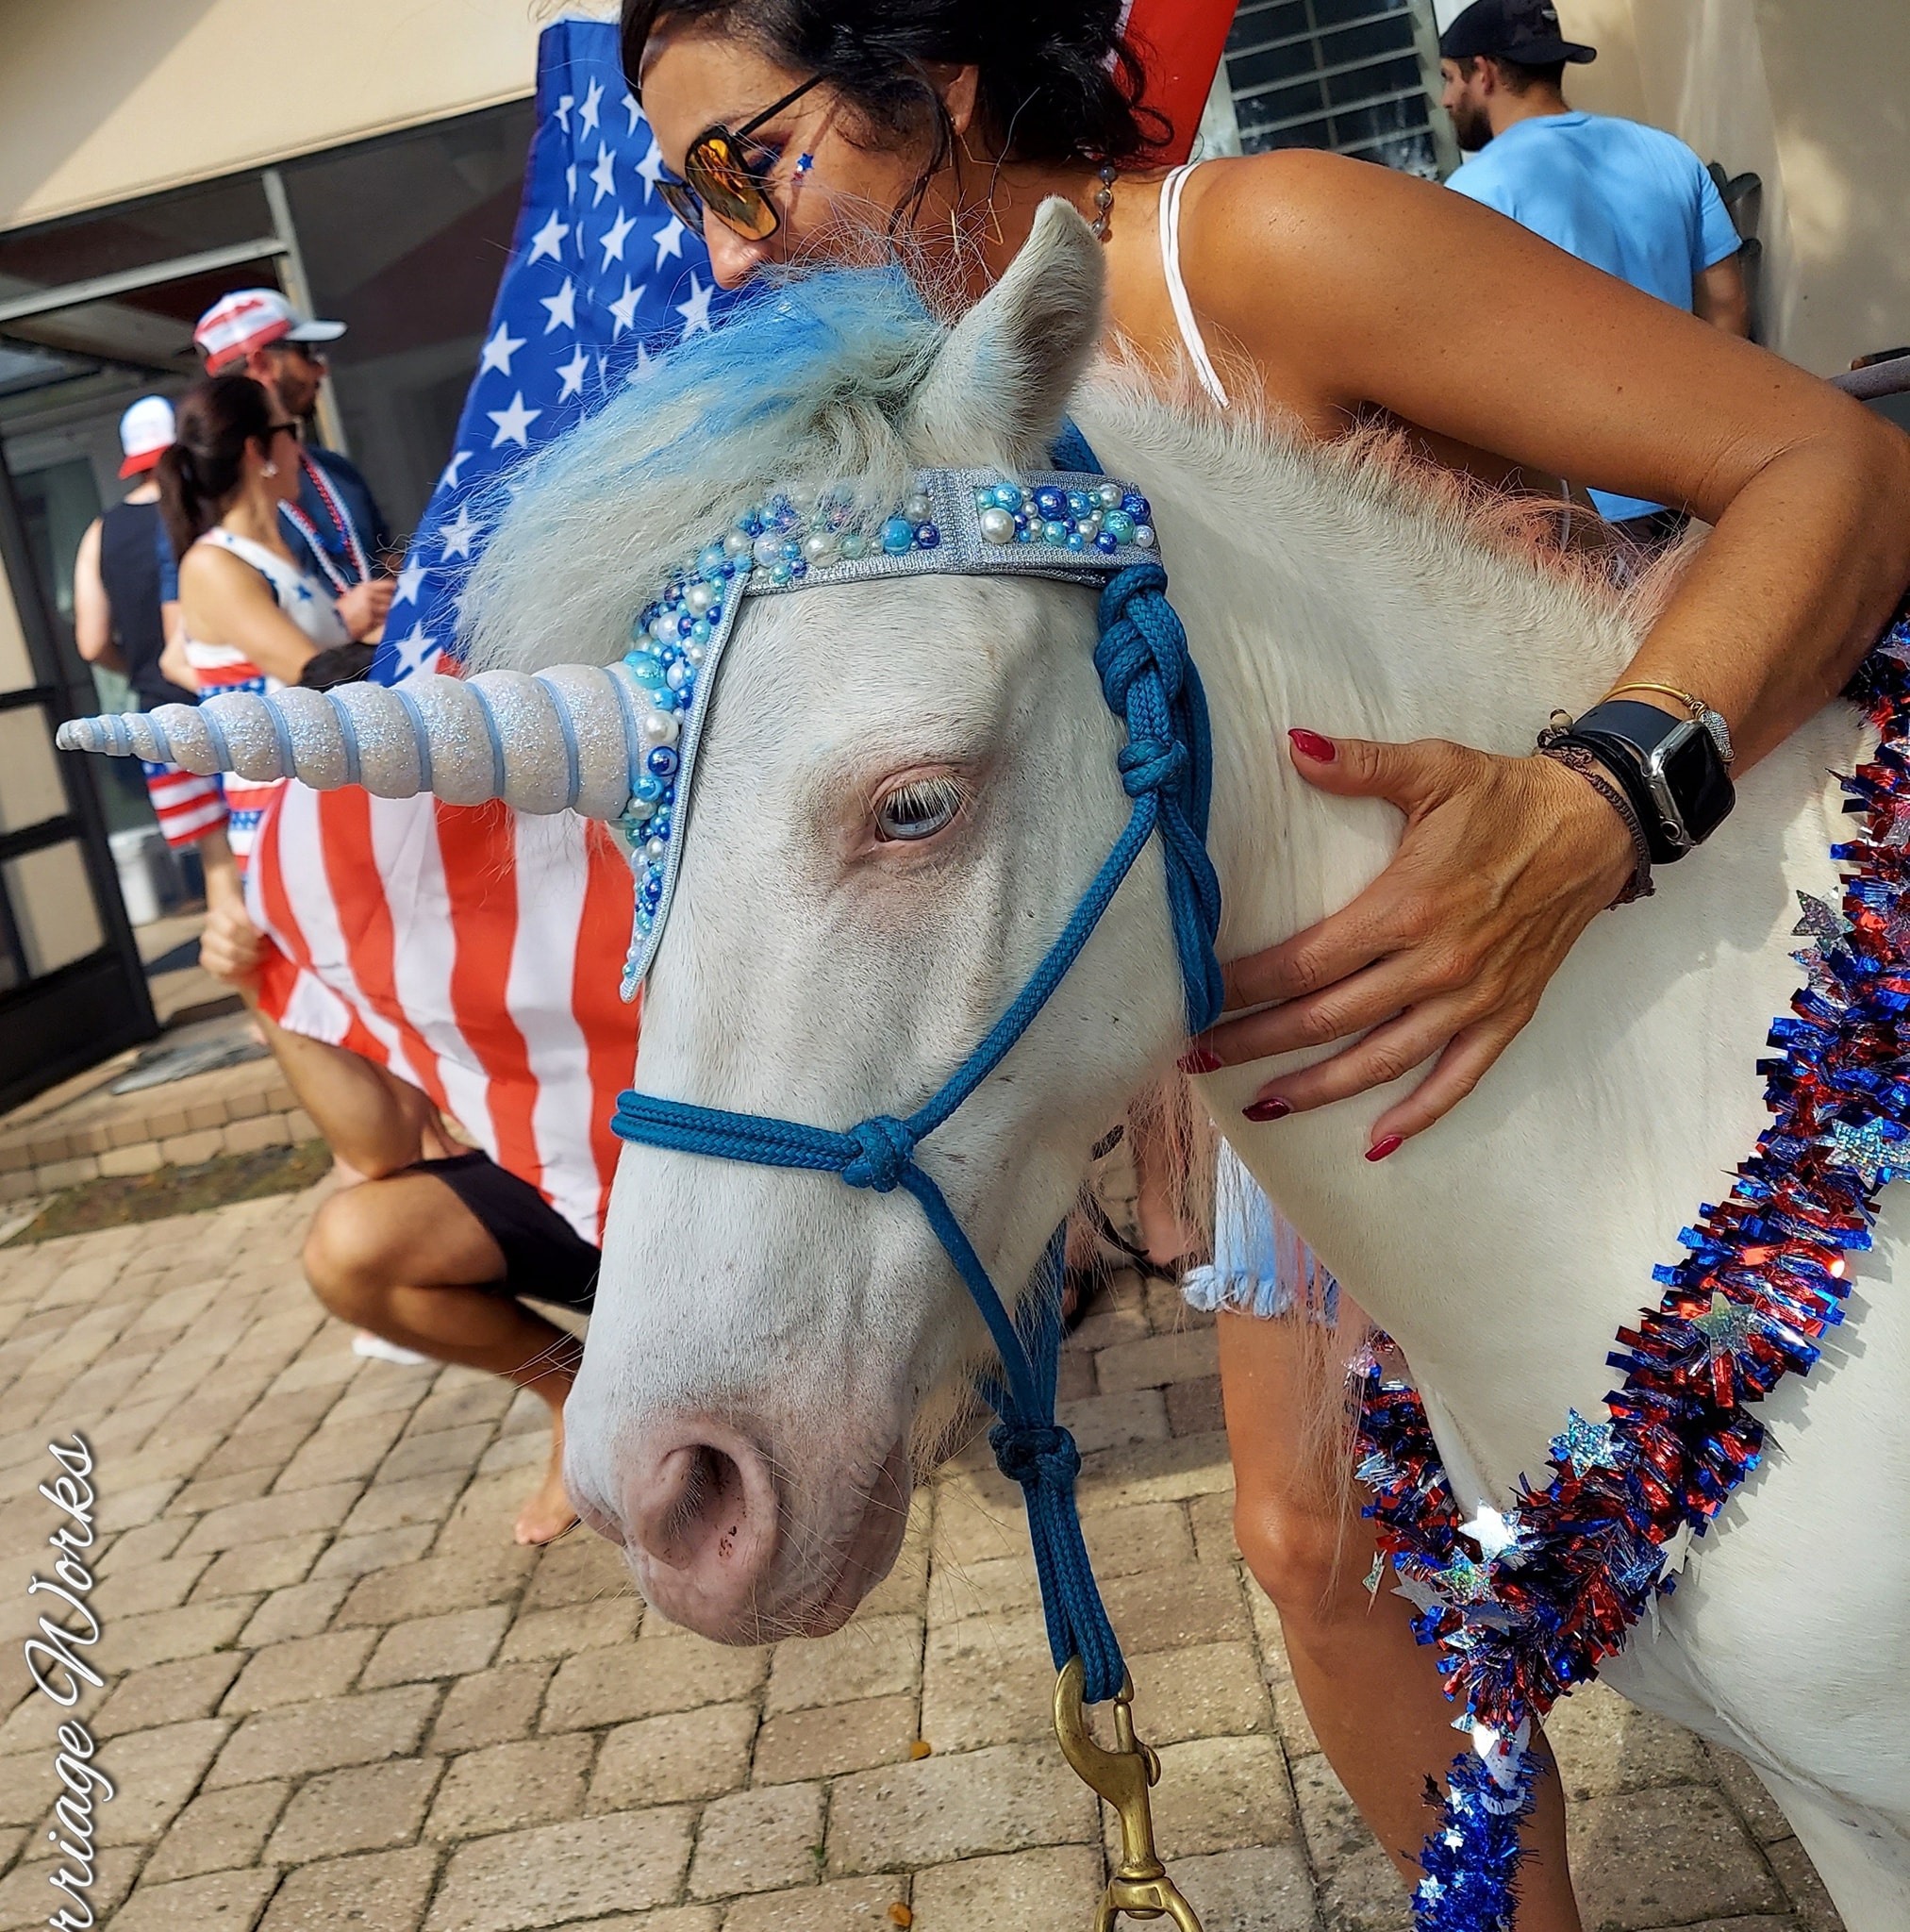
[0,435,156,1110]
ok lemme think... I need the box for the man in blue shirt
[1438,0,1748,536]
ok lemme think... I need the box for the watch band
[1603,681,1735,764]
[1537,698,1736,864]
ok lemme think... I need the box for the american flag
[251,18,733,1244]
[249,7,1234,1245]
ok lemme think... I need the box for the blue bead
[677,615,694,639]
[1016,525,1037,542]
[1121,491,1149,519]
[646,746,679,777]
[633,774,665,803]
[1104,510,1136,543]
[1042,519,1069,545]
[1065,490,1090,516]
[790,558,807,578]
[1095,531,1119,554]
[1034,487,1067,518]
[881,516,915,555]
[990,483,1021,510]
[689,618,711,644]
[915,523,940,549]
[769,560,792,584]
[706,603,722,625]
[1065,531,1086,550]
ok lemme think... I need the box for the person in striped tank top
[155,375,353,871]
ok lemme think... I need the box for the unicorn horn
[55,665,673,821]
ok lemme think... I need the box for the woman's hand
[1189,729,1636,1153]
[198,895,266,992]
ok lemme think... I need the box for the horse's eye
[874,775,964,842]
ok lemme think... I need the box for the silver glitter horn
[54,666,665,820]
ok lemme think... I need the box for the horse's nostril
[625,1423,779,1589]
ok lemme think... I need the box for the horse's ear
[906,198,1106,469]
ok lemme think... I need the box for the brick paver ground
[0,1187,1843,1931]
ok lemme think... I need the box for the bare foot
[514,1414,579,1545]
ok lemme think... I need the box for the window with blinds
[1223,0,1454,179]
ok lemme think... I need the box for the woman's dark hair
[156,374,275,559]
[622,0,1170,181]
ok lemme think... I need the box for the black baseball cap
[1439,0,1597,64]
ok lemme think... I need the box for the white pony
[64,207,1910,1924]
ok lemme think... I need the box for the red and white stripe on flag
[1121,0,1239,163]
[252,786,638,1247]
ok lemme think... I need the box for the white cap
[192,288,346,374]
[117,395,176,477]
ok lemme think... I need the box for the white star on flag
[623,91,641,135]
[556,343,590,400]
[480,322,526,376]
[636,139,666,199]
[578,76,603,135]
[391,557,429,608]
[676,272,716,335]
[388,622,437,679]
[439,450,472,491]
[608,276,643,337]
[653,216,686,266]
[439,503,483,560]
[540,278,578,333]
[487,391,541,447]
[556,92,573,132]
[566,162,577,202]
[600,208,637,266]
[590,143,618,205]
[526,210,570,265]
[625,341,657,383]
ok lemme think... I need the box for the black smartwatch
[1548,699,1735,864]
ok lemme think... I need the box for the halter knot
[988,1419,1083,1491]
[1118,735,1188,798]
[841,1114,917,1192]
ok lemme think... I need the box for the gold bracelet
[1601,682,1736,764]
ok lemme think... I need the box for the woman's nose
[703,216,769,291]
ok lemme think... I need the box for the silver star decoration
[1689,1290,1759,1361]
[1793,891,1851,948]
[1433,1553,1496,1606]
[1550,1407,1625,1476]
[1825,1115,1904,1189]
[1792,947,1842,1000]
[1459,1504,1524,1564]
[1363,1554,1385,1597]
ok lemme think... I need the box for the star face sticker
[525,209,569,265]
[1793,891,1852,949]
[1689,1290,1759,1362]
[1824,1115,1905,1190]
[1550,1407,1626,1476]
[486,391,540,449]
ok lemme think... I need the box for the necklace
[1091,161,1117,242]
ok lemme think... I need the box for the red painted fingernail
[1178,1050,1221,1074]
[1243,1097,1292,1123]
[1288,728,1337,763]
[1365,1133,1403,1163]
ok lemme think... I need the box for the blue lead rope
[612,445,1222,1707]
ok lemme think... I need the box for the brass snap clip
[1053,1656,1204,1930]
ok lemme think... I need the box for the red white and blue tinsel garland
[1354,613,1910,1932]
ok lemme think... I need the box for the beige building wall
[1555,0,1909,375]
[0,0,617,234]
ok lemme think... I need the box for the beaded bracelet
[1536,741,1655,906]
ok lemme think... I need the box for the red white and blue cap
[192,288,346,374]
[116,395,175,478]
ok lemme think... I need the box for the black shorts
[407,1150,599,1312]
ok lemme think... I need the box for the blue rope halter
[610,431,1222,1704]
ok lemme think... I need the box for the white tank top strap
[1158,160,1232,410]
[195,527,348,648]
